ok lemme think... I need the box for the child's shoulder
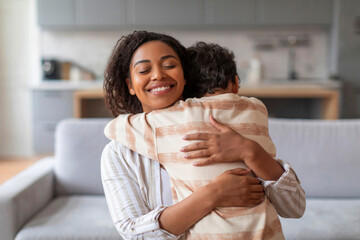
[196,93,265,106]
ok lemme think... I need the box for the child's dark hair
[184,42,239,98]
[104,31,188,116]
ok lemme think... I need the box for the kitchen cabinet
[33,90,74,154]
[129,0,203,26]
[37,0,75,28]
[76,0,128,27]
[331,0,360,118]
[204,0,256,26]
[38,0,335,29]
[257,0,333,25]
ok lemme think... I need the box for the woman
[101,31,305,239]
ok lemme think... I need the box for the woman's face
[127,40,185,112]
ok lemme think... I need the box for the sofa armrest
[0,157,55,240]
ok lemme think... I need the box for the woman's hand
[181,115,257,166]
[181,115,284,181]
[208,168,265,208]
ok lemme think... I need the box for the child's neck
[203,89,233,97]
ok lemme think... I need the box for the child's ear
[126,78,136,95]
[232,76,239,94]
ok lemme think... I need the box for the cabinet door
[37,0,75,28]
[33,90,74,122]
[34,121,58,154]
[75,0,128,27]
[204,0,256,25]
[129,0,203,26]
[257,0,333,25]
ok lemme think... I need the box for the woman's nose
[151,67,166,81]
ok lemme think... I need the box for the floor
[0,156,44,185]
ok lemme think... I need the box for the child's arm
[104,113,158,161]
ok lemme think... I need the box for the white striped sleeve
[262,159,306,218]
[101,141,182,240]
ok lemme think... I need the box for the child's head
[184,42,239,98]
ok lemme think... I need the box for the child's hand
[181,115,260,166]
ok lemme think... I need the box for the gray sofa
[1,118,359,240]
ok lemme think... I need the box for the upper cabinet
[129,0,203,26]
[76,0,128,27]
[37,0,334,29]
[257,0,333,25]
[204,0,257,25]
[38,0,75,28]
[38,0,128,29]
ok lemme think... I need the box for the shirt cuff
[261,159,300,192]
[131,205,183,239]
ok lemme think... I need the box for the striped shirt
[102,94,305,239]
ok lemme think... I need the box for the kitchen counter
[238,79,341,119]
[31,79,341,119]
[30,80,103,90]
[30,79,341,90]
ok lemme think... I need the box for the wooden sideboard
[73,86,340,119]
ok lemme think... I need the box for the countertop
[30,79,341,90]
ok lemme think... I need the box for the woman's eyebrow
[161,55,177,60]
[133,59,150,67]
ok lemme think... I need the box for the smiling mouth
[149,85,174,94]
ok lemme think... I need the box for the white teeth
[150,86,170,93]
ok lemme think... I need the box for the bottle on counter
[247,54,263,85]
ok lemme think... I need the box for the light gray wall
[0,0,40,156]
[40,29,330,82]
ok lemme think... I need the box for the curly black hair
[184,42,239,98]
[104,31,188,116]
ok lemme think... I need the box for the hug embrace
[101,31,305,240]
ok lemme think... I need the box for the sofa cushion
[55,118,110,195]
[15,196,121,240]
[269,119,360,198]
[280,198,360,240]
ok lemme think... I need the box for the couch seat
[281,198,360,240]
[15,196,121,240]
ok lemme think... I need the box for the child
[104,42,284,239]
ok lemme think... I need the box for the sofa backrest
[55,118,110,195]
[55,118,360,198]
[269,119,360,198]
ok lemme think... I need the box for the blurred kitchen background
[1,0,360,156]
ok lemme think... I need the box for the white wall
[0,0,40,156]
[41,28,330,82]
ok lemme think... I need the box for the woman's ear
[126,78,136,95]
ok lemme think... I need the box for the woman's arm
[180,115,305,218]
[159,168,264,235]
[101,142,179,240]
[101,141,265,239]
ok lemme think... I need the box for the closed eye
[164,65,175,69]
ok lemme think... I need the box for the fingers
[183,133,212,141]
[180,141,208,152]
[250,192,265,200]
[209,115,230,132]
[184,150,211,159]
[251,184,265,193]
[227,168,251,175]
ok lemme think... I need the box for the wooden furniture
[238,87,340,119]
[73,89,109,118]
[73,85,340,119]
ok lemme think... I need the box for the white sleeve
[262,159,306,218]
[101,141,182,240]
